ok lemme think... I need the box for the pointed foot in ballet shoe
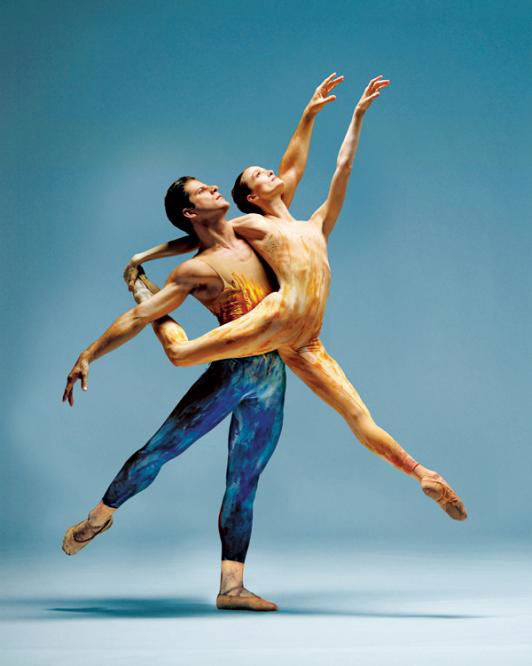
[421,477,468,521]
[216,593,278,612]
[62,516,114,556]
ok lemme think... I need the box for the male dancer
[61,74,344,612]
[65,76,467,520]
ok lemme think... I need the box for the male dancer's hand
[355,75,390,115]
[305,72,344,116]
[63,353,90,406]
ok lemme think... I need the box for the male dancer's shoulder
[166,257,220,290]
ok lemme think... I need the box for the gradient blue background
[2,0,531,560]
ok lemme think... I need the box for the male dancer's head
[164,176,230,241]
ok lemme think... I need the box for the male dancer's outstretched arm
[62,260,215,406]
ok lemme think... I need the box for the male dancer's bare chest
[192,247,275,324]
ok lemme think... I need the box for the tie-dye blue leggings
[102,352,286,563]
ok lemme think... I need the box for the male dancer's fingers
[62,379,74,407]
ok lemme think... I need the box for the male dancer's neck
[193,215,238,251]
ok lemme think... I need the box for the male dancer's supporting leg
[279,339,467,520]
[216,355,285,610]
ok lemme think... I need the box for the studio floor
[1,540,530,665]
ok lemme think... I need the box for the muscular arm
[123,235,198,290]
[62,259,214,406]
[279,73,344,208]
[311,75,389,238]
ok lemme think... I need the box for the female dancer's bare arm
[279,72,344,207]
[311,75,389,238]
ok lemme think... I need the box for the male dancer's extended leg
[279,339,467,521]
[101,365,242,508]
[62,360,243,554]
[217,353,286,611]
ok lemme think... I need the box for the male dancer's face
[183,178,231,224]
[242,166,285,206]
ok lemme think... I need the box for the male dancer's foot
[217,560,278,611]
[62,502,116,555]
[412,465,468,521]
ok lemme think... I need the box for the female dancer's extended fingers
[320,94,336,106]
[365,75,383,95]
[318,72,337,92]
[328,75,344,91]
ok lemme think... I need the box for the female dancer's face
[244,166,284,202]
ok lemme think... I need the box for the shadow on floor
[1,595,485,620]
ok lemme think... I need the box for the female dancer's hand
[355,75,390,115]
[306,72,344,116]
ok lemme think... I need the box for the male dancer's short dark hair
[164,176,197,236]
[231,171,262,215]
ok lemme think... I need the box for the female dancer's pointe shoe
[216,590,278,612]
[421,476,468,521]
[62,516,114,555]
[137,266,160,294]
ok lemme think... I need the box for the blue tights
[102,352,286,563]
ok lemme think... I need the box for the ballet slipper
[62,516,114,555]
[216,591,278,612]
